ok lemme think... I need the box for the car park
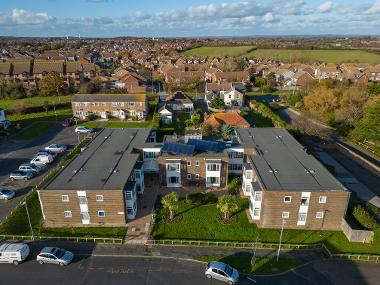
[205,261,239,285]
[36,150,57,159]
[44,144,67,153]
[0,243,30,265]
[0,189,15,200]
[19,163,41,174]
[36,247,74,266]
[30,155,54,166]
[75,126,93,134]
[9,171,33,181]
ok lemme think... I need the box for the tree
[221,125,233,140]
[303,86,340,120]
[266,72,276,82]
[201,122,214,137]
[217,195,238,221]
[161,192,179,220]
[191,113,201,127]
[39,72,64,97]
[253,77,266,88]
[151,112,161,129]
[209,97,225,109]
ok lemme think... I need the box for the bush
[287,93,303,106]
[227,177,242,195]
[185,193,217,205]
[352,205,378,230]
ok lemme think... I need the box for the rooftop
[44,128,150,191]
[72,93,146,103]
[236,128,346,192]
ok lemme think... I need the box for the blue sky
[0,0,379,37]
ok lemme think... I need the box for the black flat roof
[44,128,150,191]
[236,128,346,192]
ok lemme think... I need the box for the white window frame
[319,196,327,204]
[187,174,192,180]
[96,195,104,202]
[195,160,200,166]
[195,174,199,180]
[187,161,191,167]
[61,195,69,202]
[282,211,289,219]
[64,211,72,218]
[98,210,106,218]
[316,212,324,219]
[284,196,292,203]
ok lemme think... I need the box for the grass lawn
[78,121,102,129]
[246,49,380,64]
[195,253,300,275]
[105,121,151,128]
[182,46,256,57]
[0,95,72,110]
[241,110,274,127]
[13,121,57,140]
[153,198,380,254]
[8,108,73,127]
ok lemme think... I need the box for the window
[187,161,191,166]
[195,160,200,166]
[64,211,72,218]
[298,213,307,222]
[78,196,87,205]
[228,151,244,159]
[228,164,242,171]
[282,211,289,219]
[245,171,252,179]
[96,195,103,202]
[207,177,220,184]
[144,152,159,159]
[98,211,105,217]
[61,195,69,202]
[300,197,309,206]
[167,163,180,171]
[254,192,262,202]
[319,196,327,204]
[316,212,324,219]
[126,192,132,200]
[187,174,192,180]
[284,196,292,203]
[207,163,220,171]
[253,208,260,217]
[195,174,199,180]
[127,207,133,215]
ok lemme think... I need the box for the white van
[0,243,30,265]
[30,155,53,166]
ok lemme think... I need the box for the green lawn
[182,46,256,57]
[8,109,73,127]
[79,121,102,129]
[153,198,380,254]
[241,110,274,127]
[196,253,300,275]
[246,49,380,64]
[0,95,72,110]
[13,121,57,140]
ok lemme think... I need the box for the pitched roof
[66,62,83,73]
[0,62,11,75]
[33,60,64,74]
[206,82,232,93]
[205,113,250,128]
[72,93,146,103]
[12,61,31,74]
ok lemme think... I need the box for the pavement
[0,125,79,222]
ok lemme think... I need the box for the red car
[62,118,76,127]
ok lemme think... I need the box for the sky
[0,0,379,37]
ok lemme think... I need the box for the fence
[0,234,123,244]
[341,219,374,243]
[332,254,380,263]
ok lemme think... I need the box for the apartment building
[237,128,349,230]
[72,93,148,120]
[38,128,150,227]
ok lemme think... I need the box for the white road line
[247,276,256,283]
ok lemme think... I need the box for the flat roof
[237,128,346,192]
[44,128,150,191]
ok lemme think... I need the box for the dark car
[62,118,75,127]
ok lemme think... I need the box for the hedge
[352,205,378,230]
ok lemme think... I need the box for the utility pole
[22,201,34,241]
[277,219,286,262]
[252,236,259,268]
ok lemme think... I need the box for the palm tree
[221,125,233,141]
[161,192,179,220]
[217,195,238,221]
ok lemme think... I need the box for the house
[164,70,204,85]
[12,61,32,84]
[292,70,315,87]
[32,60,65,85]
[237,128,349,230]
[158,104,173,124]
[65,62,83,86]
[213,71,250,84]
[82,62,98,80]
[315,63,341,80]
[204,113,250,129]
[205,82,245,108]
[116,73,147,93]
[0,62,11,81]
[366,64,380,82]
[38,128,150,226]
[72,93,148,120]
[165,92,194,114]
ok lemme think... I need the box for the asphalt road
[0,125,79,222]
[0,253,379,285]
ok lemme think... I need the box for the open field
[246,49,380,64]
[182,46,255,57]
[0,95,72,110]
[8,108,73,126]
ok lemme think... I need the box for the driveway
[0,125,79,222]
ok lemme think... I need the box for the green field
[246,49,380,64]
[13,122,57,140]
[182,46,255,57]
[0,95,72,110]
[8,109,73,126]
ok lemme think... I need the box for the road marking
[247,277,256,283]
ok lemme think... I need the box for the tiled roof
[205,113,250,128]
[0,62,11,75]
[66,62,83,73]
[33,60,64,74]
[72,93,146,103]
[12,61,31,74]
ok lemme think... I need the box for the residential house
[12,61,32,84]
[292,70,315,87]
[205,82,245,108]
[164,70,204,85]
[72,93,148,120]
[65,61,83,86]
[315,63,342,80]
[82,62,98,80]
[366,64,380,82]
[204,113,250,129]
[237,128,349,230]
[165,92,194,114]
[213,71,250,84]
[158,104,174,124]
[0,62,11,81]
[115,73,147,93]
[32,60,65,85]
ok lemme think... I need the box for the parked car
[30,155,54,166]
[36,150,57,159]
[205,261,239,285]
[9,171,33,181]
[45,144,67,153]
[0,188,15,200]
[0,243,30,265]
[36,247,74,266]
[19,163,41,174]
[62,118,75,127]
[75,126,93,134]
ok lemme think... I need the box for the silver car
[0,189,15,200]
[205,261,239,285]
[36,247,74,266]
[19,163,41,174]
[45,144,67,153]
[9,171,33,181]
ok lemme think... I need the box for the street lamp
[22,201,34,241]
[276,219,286,262]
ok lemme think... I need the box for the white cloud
[242,16,256,23]
[366,0,380,14]
[263,12,274,22]
[11,9,52,25]
[319,1,336,13]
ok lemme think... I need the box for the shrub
[287,93,303,106]
[352,205,378,230]
[185,193,217,205]
[227,177,242,195]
